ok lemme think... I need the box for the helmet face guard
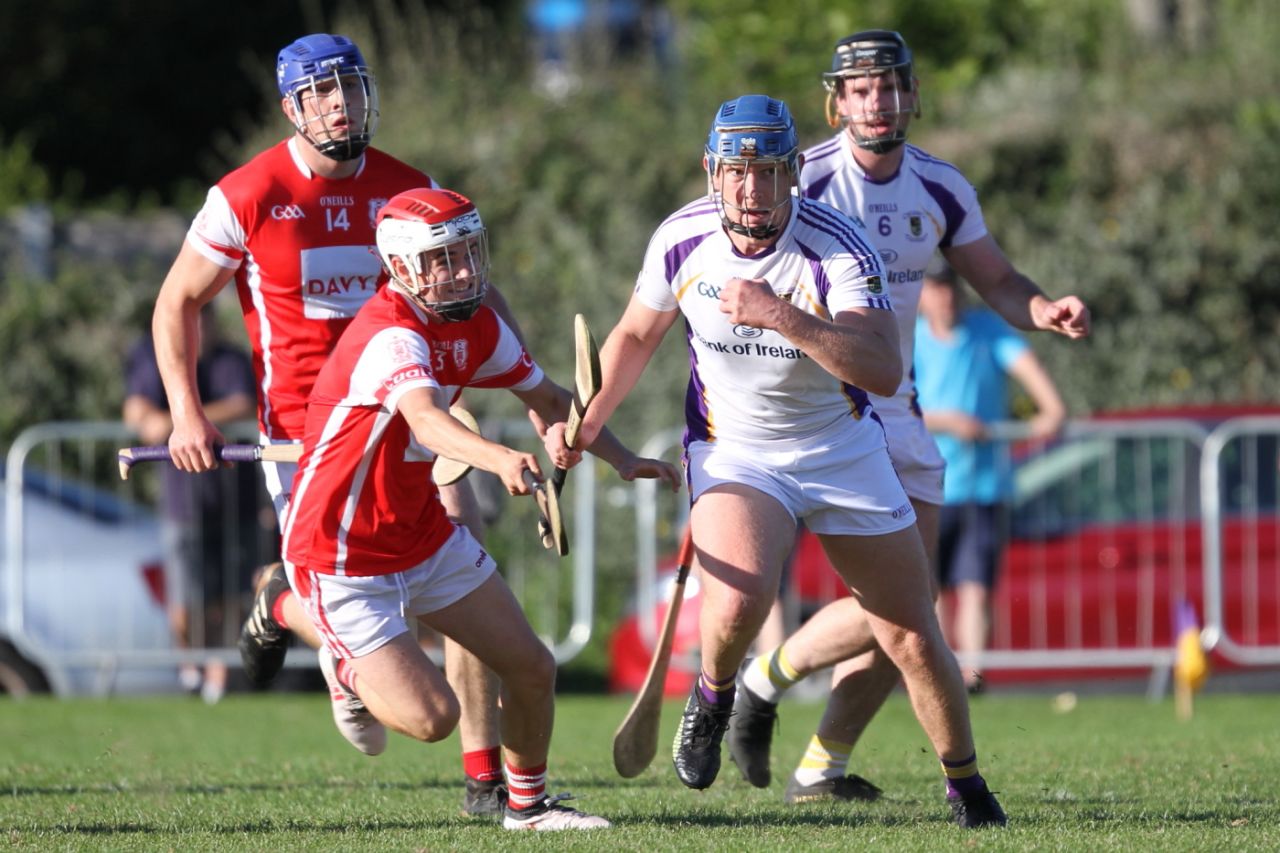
[822,30,919,154]
[704,95,799,240]
[376,189,490,322]
[277,33,380,161]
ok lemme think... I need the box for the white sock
[742,645,802,704]
[792,734,853,785]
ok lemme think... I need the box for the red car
[609,406,1280,694]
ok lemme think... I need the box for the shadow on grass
[616,810,954,830]
[5,777,461,798]
[25,817,505,836]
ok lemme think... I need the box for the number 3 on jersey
[326,207,350,231]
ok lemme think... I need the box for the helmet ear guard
[277,33,379,161]
[375,189,490,322]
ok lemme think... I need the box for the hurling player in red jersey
[149,34,572,817]
[281,188,678,831]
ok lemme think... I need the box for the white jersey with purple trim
[799,138,987,420]
[633,195,892,447]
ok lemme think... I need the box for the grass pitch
[2,689,1278,851]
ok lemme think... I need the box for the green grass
[1,690,1278,850]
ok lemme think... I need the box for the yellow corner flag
[1173,600,1209,720]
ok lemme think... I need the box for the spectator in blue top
[915,257,1066,693]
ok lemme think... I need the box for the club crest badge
[369,198,389,228]
[388,336,413,365]
[452,339,469,370]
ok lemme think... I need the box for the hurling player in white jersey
[550,94,1004,827]
[726,31,1089,815]
[280,189,677,831]
[149,34,547,818]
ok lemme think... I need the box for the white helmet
[375,188,489,322]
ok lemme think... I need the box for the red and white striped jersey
[187,137,435,439]
[282,288,542,576]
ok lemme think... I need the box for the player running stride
[549,94,1006,828]
[282,187,676,831]
[151,32,555,817]
[725,32,1086,825]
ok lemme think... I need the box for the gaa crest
[452,339,469,370]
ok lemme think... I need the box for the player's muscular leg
[280,595,323,649]
[347,631,461,742]
[690,486,793,683]
[423,574,558,769]
[819,525,974,761]
[811,501,942,746]
[437,479,503,754]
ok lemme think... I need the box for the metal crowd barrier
[629,415,1280,683]
[2,419,599,696]
[6,414,1277,696]
[1200,415,1280,665]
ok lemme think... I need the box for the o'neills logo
[452,340,469,370]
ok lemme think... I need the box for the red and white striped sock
[504,761,548,810]
[335,658,360,695]
[271,590,292,629]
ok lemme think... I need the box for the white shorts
[686,425,916,537]
[284,525,497,659]
[874,398,946,505]
[262,461,296,528]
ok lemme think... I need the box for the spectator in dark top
[123,307,259,702]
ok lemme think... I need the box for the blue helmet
[276,33,379,161]
[704,95,799,240]
[705,95,800,175]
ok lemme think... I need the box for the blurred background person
[123,305,260,703]
[915,256,1067,693]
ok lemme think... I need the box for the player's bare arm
[947,236,1091,339]
[152,241,238,472]
[520,378,682,492]
[397,386,540,495]
[719,277,901,396]
[578,298,679,448]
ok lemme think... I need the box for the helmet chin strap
[848,128,906,155]
[433,301,482,322]
[715,184,792,241]
[313,135,370,162]
[723,217,783,240]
